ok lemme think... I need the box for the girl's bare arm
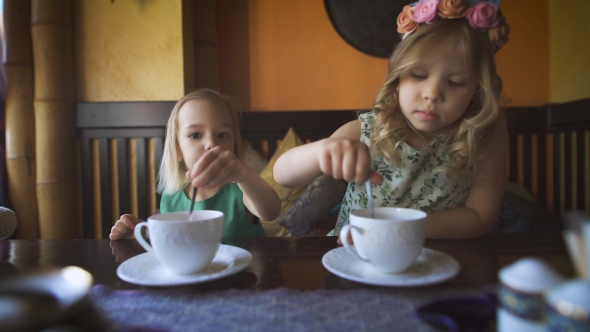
[238,168,281,221]
[273,119,380,188]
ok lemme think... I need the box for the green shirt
[160,183,266,238]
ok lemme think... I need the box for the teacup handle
[340,225,370,262]
[134,222,153,253]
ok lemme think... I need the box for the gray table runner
[89,284,497,331]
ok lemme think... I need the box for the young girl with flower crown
[110,89,281,240]
[274,0,511,239]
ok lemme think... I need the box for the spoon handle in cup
[365,180,375,218]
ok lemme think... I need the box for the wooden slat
[116,138,130,219]
[147,138,157,216]
[508,132,518,184]
[135,138,149,220]
[573,130,588,210]
[91,140,101,239]
[522,134,532,191]
[98,138,112,239]
[545,133,554,213]
[585,131,590,215]
[153,137,164,211]
[81,137,95,239]
[536,133,547,207]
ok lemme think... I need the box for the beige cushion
[242,141,269,174]
[259,128,309,237]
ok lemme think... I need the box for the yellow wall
[550,0,590,103]
[74,0,185,101]
[218,0,553,111]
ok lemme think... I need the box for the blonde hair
[371,18,501,178]
[157,89,244,194]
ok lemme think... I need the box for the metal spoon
[365,179,375,218]
[189,187,198,218]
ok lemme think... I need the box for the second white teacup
[134,211,224,275]
[339,207,427,274]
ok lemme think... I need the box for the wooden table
[0,232,574,291]
[0,232,575,331]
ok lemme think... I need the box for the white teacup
[134,211,224,275]
[339,207,427,274]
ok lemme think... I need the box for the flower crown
[397,0,510,51]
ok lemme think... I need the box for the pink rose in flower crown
[488,14,511,51]
[412,0,439,24]
[397,5,420,34]
[438,0,467,19]
[465,2,499,32]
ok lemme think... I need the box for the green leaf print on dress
[331,112,474,236]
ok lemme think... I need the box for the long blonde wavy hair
[370,18,502,179]
[157,89,244,194]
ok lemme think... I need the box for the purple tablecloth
[89,284,497,331]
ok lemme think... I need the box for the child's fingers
[192,150,238,188]
[330,152,344,179]
[353,146,372,184]
[336,231,354,246]
[318,148,334,176]
[119,215,138,229]
[201,160,234,188]
[109,225,129,240]
[370,171,384,185]
[186,149,217,182]
[341,148,357,181]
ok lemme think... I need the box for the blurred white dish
[117,244,252,286]
[322,246,459,287]
[0,266,93,331]
[545,279,590,330]
[498,257,563,293]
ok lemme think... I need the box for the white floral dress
[330,112,473,236]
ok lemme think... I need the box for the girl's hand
[318,138,383,185]
[336,231,354,246]
[186,146,247,189]
[110,214,143,240]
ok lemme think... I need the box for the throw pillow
[259,128,308,237]
[279,175,347,236]
[242,141,268,174]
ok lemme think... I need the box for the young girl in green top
[110,89,280,240]
[274,1,511,240]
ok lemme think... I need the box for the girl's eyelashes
[449,80,467,88]
[188,131,231,139]
[189,132,203,139]
[411,72,427,80]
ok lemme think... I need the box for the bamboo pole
[31,0,78,239]
[4,0,38,239]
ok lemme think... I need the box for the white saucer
[117,244,252,286]
[322,247,460,287]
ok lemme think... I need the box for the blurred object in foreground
[0,265,108,331]
[0,207,17,239]
[563,210,590,278]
